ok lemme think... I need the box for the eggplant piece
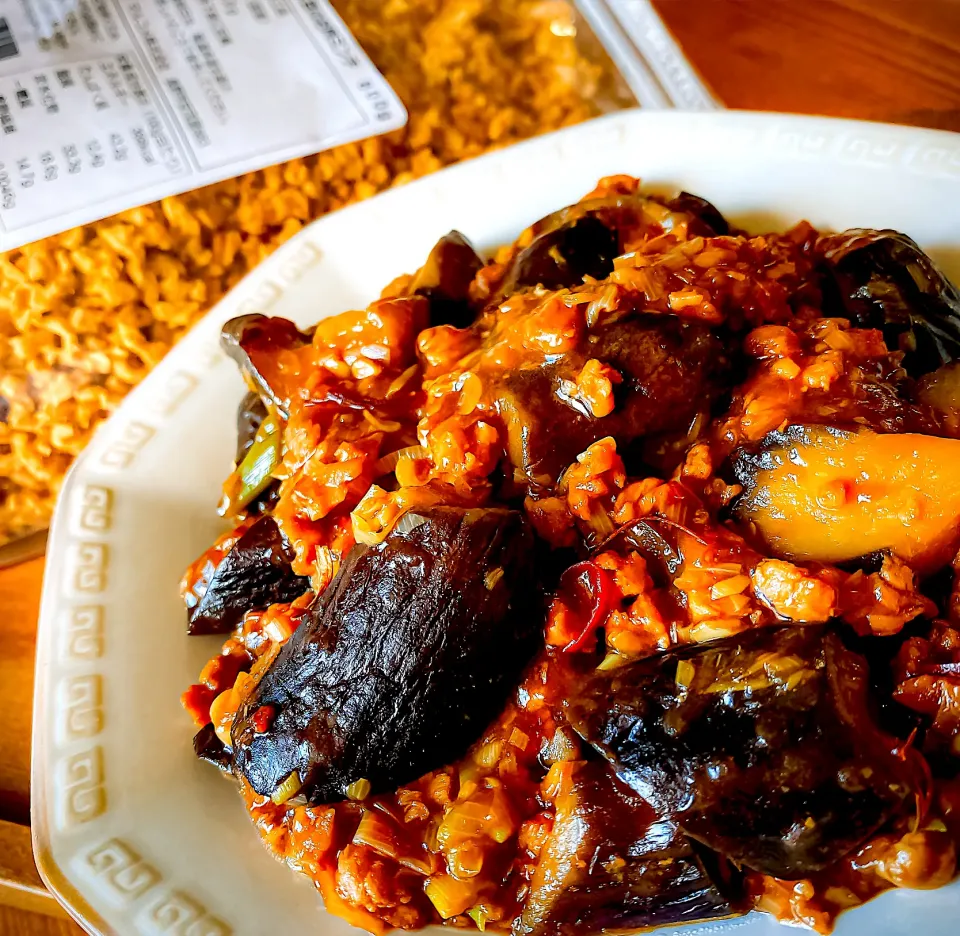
[588,315,730,425]
[521,191,728,243]
[500,196,633,296]
[515,761,742,936]
[187,516,310,636]
[235,391,268,463]
[504,216,620,294]
[567,626,917,879]
[501,191,731,297]
[221,314,311,416]
[498,316,729,483]
[193,723,234,773]
[411,231,484,328]
[820,229,960,377]
[231,507,538,804]
[666,192,730,237]
[222,313,388,421]
[731,424,960,572]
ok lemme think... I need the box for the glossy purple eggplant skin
[186,516,310,636]
[515,761,743,936]
[413,231,485,329]
[193,723,233,773]
[820,229,960,377]
[498,315,729,483]
[501,192,730,296]
[666,192,731,237]
[231,506,538,804]
[567,626,914,879]
[503,216,620,294]
[220,314,310,416]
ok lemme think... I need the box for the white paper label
[0,0,406,249]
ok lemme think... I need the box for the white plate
[32,109,960,936]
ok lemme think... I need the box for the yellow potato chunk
[733,425,960,572]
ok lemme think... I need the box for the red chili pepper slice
[251,704,276,734]
[557,561,613,653]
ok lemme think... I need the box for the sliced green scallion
[219,413,280,517]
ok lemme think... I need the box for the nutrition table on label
[0,0,406,248]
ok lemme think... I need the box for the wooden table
[2,2,959,932]
[654,0,960,132]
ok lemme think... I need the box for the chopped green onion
[675,659,696,690]
[345,777,371,801]
[220,414,280,517]
[467,908,488,931]
[353,810,399,859]
[596,651,627,672]
[425,874,476,919]
[353,810,433,875]
[271,770,302,805]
